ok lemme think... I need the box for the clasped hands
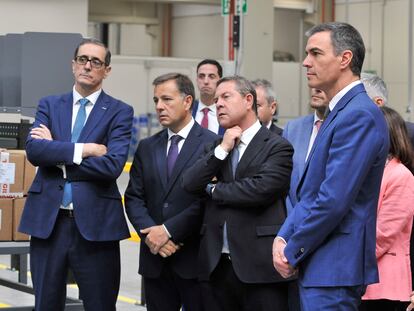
[141,225,181,258]
[272,237,298,278]
[30,124,107,157]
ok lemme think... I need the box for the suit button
[163,203,169,208]
[58,185,63,190]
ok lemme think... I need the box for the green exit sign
[221,0,247,16]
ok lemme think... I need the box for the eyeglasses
[74,55,106,69]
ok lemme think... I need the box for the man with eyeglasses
[19,38,133,311]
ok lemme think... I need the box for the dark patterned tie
[167,135,183,179]
[62,98,89,207]
[201,108,210,129]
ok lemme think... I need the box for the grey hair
[360,73,388,105]
[306,22,365,76]
[251,79,277,105]
[216,75,257,114]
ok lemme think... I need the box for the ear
[339,50,353,70]
[103,65,112,79]
[270,101,277,115]
[245,93,254,110]
[183,95,193,111]
[373,96,384,107]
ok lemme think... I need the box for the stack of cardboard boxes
[0,150,35,241]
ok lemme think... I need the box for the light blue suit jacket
[279,83,389,287]
[19,91,133,241]
[282,114,314,214]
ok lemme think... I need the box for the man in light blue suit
[19,39,133,311]
[283,88,329,215]
[273,22,389,311]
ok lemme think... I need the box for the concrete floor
[0,171,147,310]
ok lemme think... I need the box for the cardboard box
[0,198,13,241]
[0,150,36,197]
[13,197,29,241]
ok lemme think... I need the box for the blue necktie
[62,98,89,207]
[167,135,183,180]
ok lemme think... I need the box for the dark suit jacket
[125,122,218,279]
[19,91,133,241]
[269,123,283,136]
[192,100,225,136]
[183,126,293,283]
[279,83,389,288]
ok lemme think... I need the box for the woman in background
[360,106,414,311]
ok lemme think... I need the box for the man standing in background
[193,59,225,135]
[125,73,217,311]
[19,38,133,311]
[283,88,329,214]
[252,79,283,135]
[273,22,389,310]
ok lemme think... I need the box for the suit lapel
[155,130,169,190]
[78,91,110,142]
[58,93,73,142]
[165,123,203,195]
[236,126,269,178]
[298,83,366,192]
[297,115,314,176]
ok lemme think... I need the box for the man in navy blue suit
[125,73,217,311]
[273,22,389,311]
[193,59,225,135]
[19,39,133,310]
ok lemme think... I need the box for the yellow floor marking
[0,303,12,307]
[117,295,141,305]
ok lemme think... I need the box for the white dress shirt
[194,100,220,134]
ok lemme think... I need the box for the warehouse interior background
[0,0,413,132]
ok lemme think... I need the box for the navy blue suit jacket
[19,91,133,241]
[125,122,218,279]
[282,114,314,214]
[279,84,389,287]
[192,100,225,136]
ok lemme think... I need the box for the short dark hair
[152,73,195,107]
[306,22,365,76]
[197,59,223,78]
[74,38,111,66]
[217,75,257,114]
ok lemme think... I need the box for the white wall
[0,0,87,35]
[336,0,413,121]
[171,4,224,59]
[274,8,303,62]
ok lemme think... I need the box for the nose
[303,55,311,68]
[84,60,92,70]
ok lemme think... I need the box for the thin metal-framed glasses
[74,55,106,69]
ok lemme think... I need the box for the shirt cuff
[214,145,229,160]
[73,143,84,165]
[163,224,172,239]
[275,236,287,245]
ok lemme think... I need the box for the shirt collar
[329,80,361,112]
[312,111,324,125]
[72,86,102,106]
[240,120,261,146]
[167,118,195,140]
[198,100,216,114]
